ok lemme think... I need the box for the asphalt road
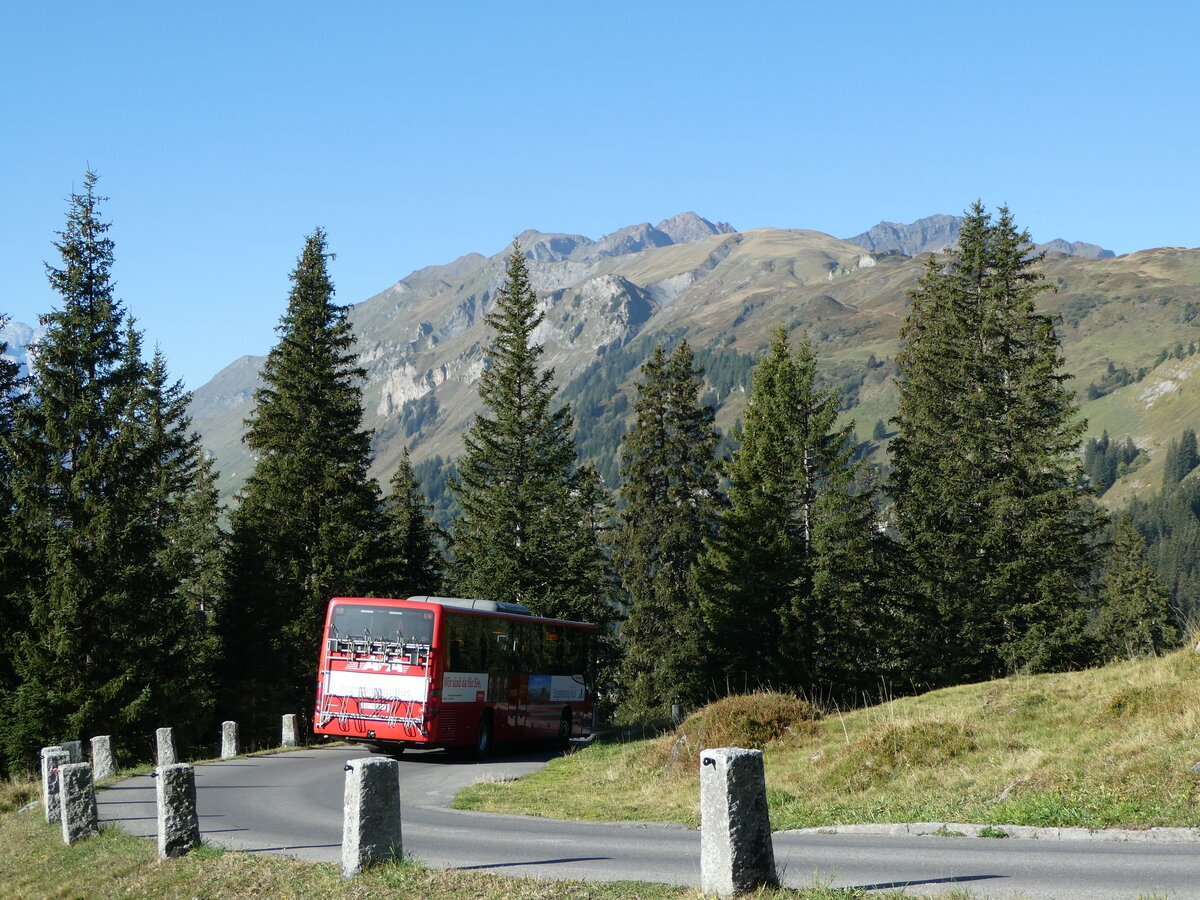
[96,746,1197,898]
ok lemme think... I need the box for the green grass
[456,644,1200,831]
[0,798,947,900]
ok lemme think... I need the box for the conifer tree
[2,174,216,769]
[888,203,1104,683]
[698,328,890,697]
[0,317,25,774]
[1092,517,1177,658]
[616,341,721,720]
[449,245,618,628]
[378,447,444,596]
[1162,427,1198,490]
[222,229,381,740]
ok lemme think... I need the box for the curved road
[96,746,1196,898]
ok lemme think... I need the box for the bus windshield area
[328,604,435,658]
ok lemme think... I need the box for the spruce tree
[616,341,721,720]
[449,244,618,627]
[698,328,890,697]
[1092,517,1178,658]
[0,317,25,774]
[222,229,381,741]
[888,203,1104,683]
[3,174,217,769]
[1163,428,1198,490]
[378,447,444,596]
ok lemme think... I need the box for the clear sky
[2,1,1198,390]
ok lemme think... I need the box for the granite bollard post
[156,727,177,767]
[221,721,239,759]
[342,757,403,878]
[156,763,201,858]
[700,747,777,897]
[58,762,99,845]
[91,735,116,780]
[61,740,84,764]
[281,714,298,748]
[40,746,69,824]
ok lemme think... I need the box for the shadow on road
[850,874,1007,891]
[243,843,341,853]
[359,742,566,766]
[454,856,612,870]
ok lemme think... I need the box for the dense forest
[0,179,1192,776]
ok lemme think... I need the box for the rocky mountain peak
[1,319,41,375]
[655,211,736,244]
[513,213,734,265]
[847,214,1114,259]
[846,214,964,256]
[1037,239,1115,259]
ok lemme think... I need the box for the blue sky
[2,1,1198,390]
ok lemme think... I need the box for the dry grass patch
[644,693,821,777]
[0,776,38,815]
[827,720,977,791]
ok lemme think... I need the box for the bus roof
[328,596,597,629]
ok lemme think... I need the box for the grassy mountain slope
[455,641,1200,831]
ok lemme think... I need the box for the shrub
[646,692,820,776]
[1104,686,1188,720]
[830,719,977,790]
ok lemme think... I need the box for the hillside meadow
[455,642,1200,831]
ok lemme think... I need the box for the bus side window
[447,613,484,672]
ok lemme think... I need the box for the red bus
[313,596,596,756]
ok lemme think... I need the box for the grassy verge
[455,646,1200,831]
[0,795,952,900]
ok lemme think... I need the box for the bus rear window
[329,604,435,646]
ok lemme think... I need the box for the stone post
[221,721,239,759]
[281,714,298,748]
[58,762,99,845]
[156,727,177,767]
[91,735,116,780]
[156,763,201,858]
[342,757,403,878]
[700,747,777,897]
[40,746,69,824]
[671,703,685,726]
[61,740,84,764]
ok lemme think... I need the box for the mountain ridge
[4,212,1191,510]
[180,213,1196,511]
[846,213,1115,259]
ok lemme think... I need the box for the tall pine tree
[0,317,25,775]
[378,446,444,596]
[698,327,892,698]
[1091,517,1177,659]
[222,229,381,742]
[888,203,1104,684]
[449,244,618,628]
[3,174,217,769]
[616,341,721,720]
[1162,427,1198,490]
